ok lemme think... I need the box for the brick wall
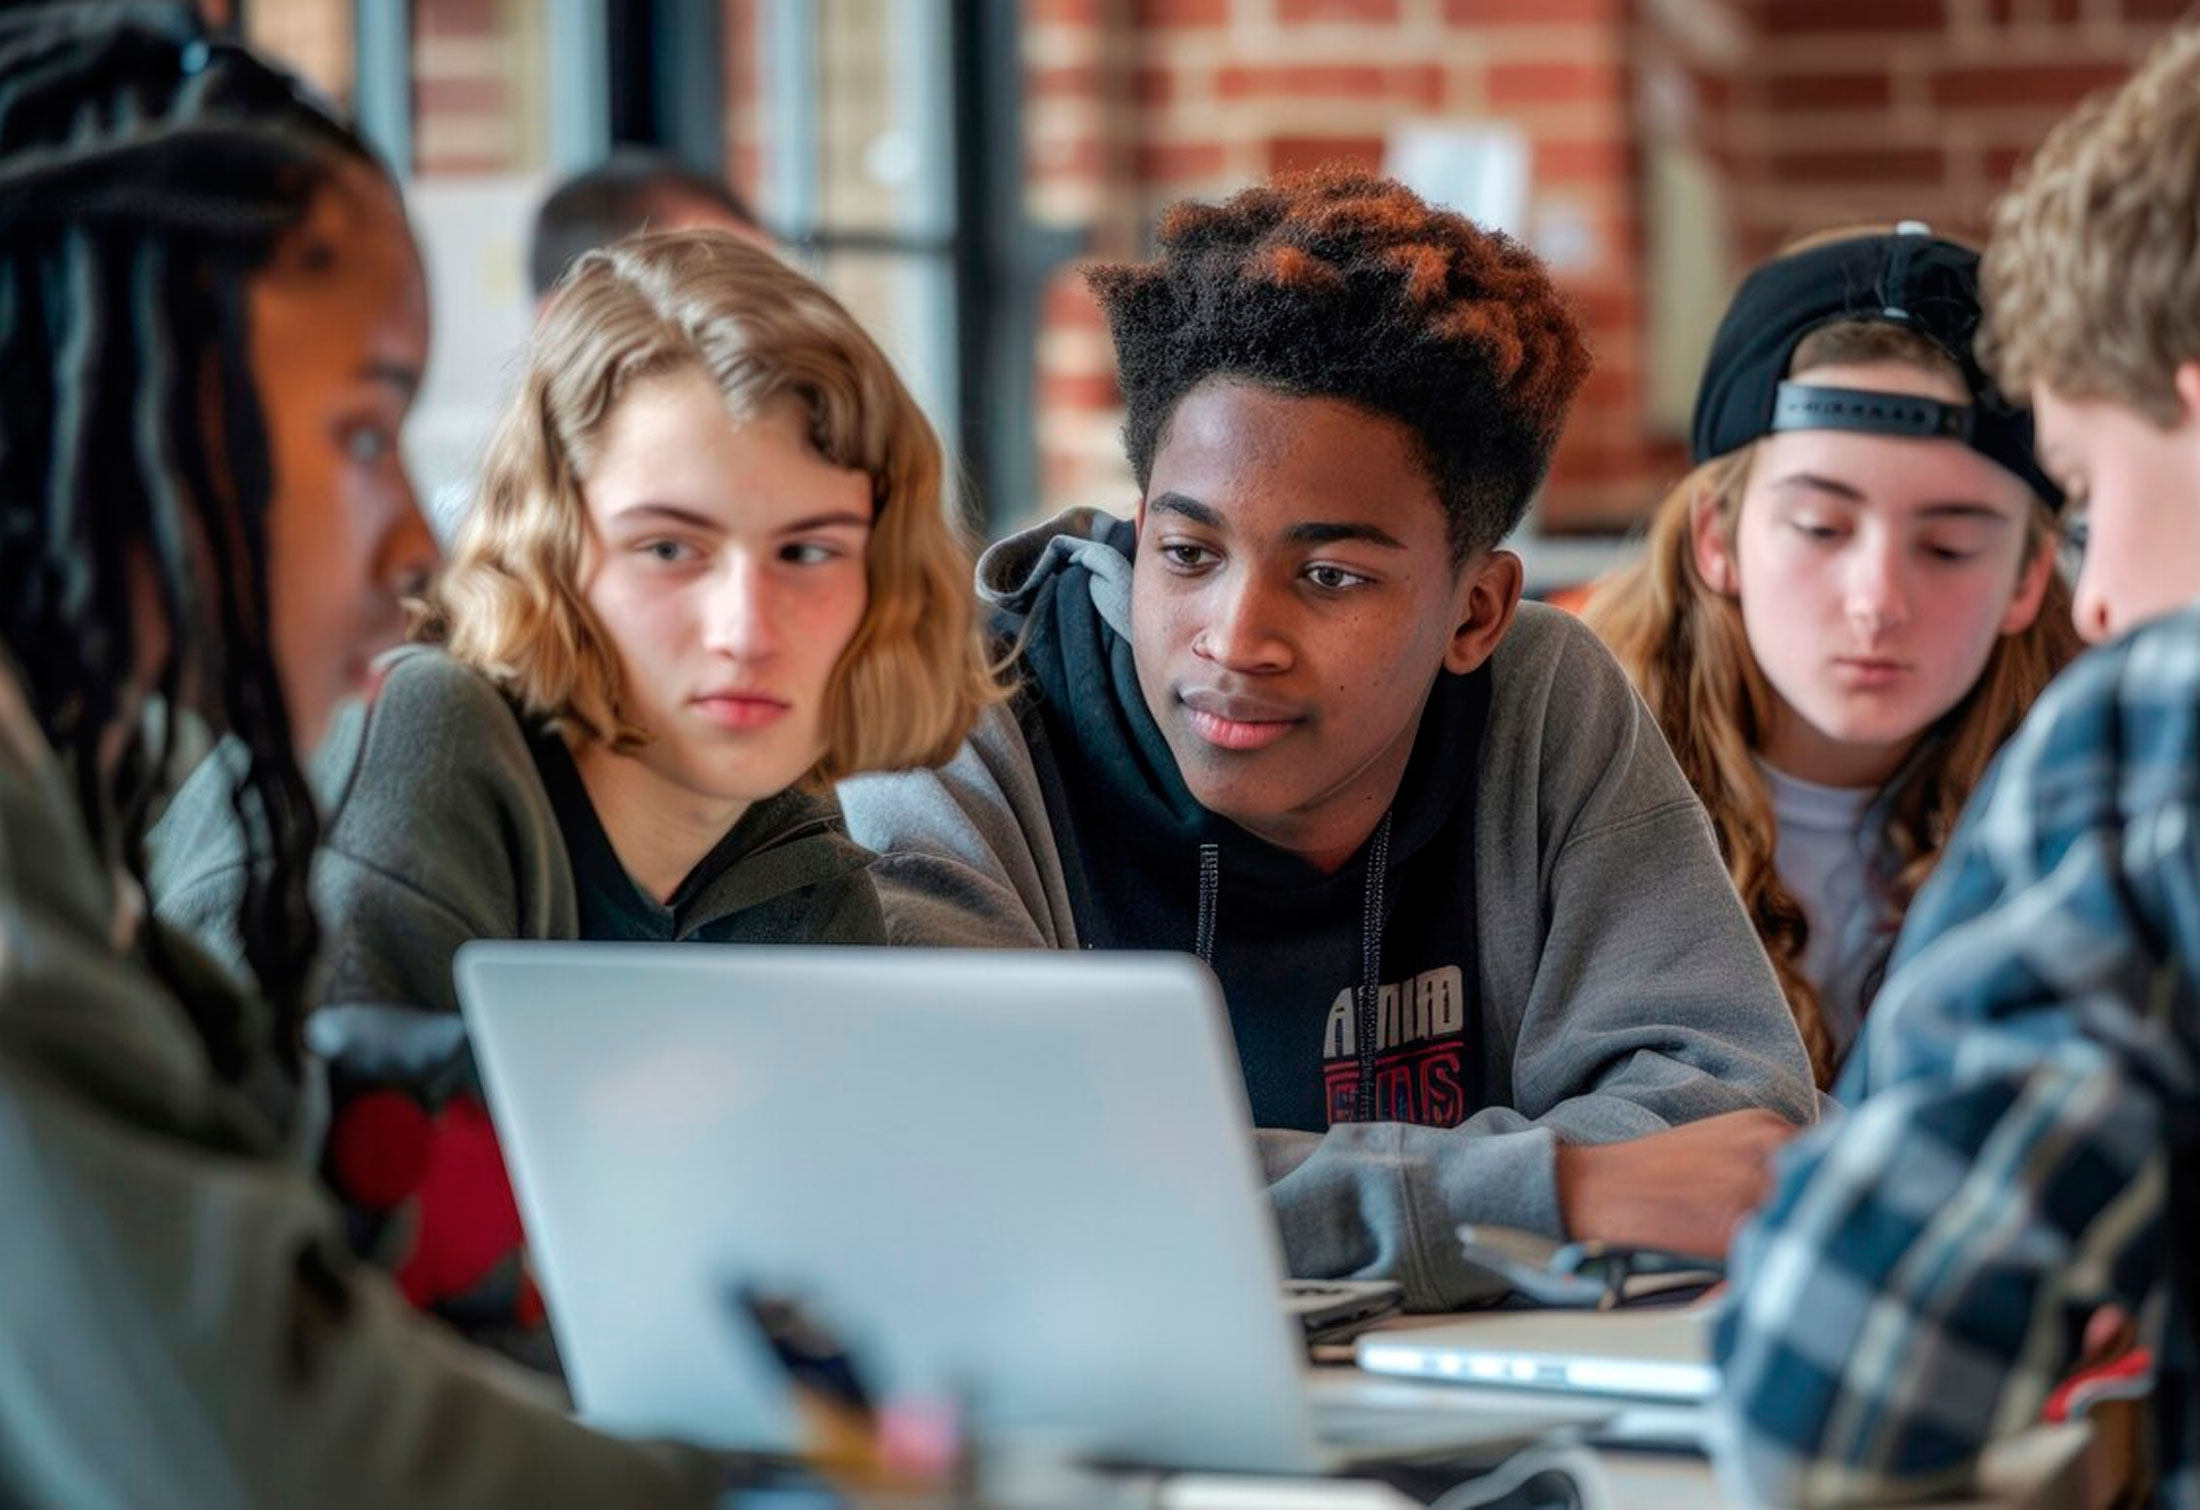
[412,0,547,176]
[1023,0,2181,534]
[621,3,2182,535]
[1026,0,1660,531]
[1734,0,2174,259]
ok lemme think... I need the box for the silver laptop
[455,943,1608,1474]
[1357,1309,1719,1403]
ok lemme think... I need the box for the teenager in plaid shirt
[1717,25,2200,1506]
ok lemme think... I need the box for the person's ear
[1443,549,1524,675]
[1689,488,1739,596]
[2174,362,2200,428]
[2001,531,2057,636]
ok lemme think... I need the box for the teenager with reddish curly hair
[842,167,1817,1308]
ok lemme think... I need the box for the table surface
[1136,1309,2104,1510]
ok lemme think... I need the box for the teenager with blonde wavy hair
[1584,228,2082,1088]
[154,227,1000,1363]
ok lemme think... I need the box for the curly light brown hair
[1085,165,1592,565]
[421,229,1001,785]
[1981,26,2200,420]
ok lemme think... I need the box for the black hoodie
[1010,514,1492,1134]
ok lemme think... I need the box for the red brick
[1266,135,1385,175]
[1029,64,1104,101]
[1535,136,1633,184]
[1693,67,1734,115]
[1985,0,2083,21]
[1045,276,1110,331]
[1029,138,1109,178]
[1280,0,1401,18]
[1983,143,2035,183]
[1041,371,1124,411]
[1485,61,1626,108]
[1541,486,1658,535]
[1132,0,1230,23]
[1760,0,1946,34]
[728,145,763,201]
[1640,435,1690,479]
[1571,286,1641,335]
[1544,440,1654,488]
[1134,66,1175,106]
[1764,71,1894,111]
[416,153,509,174]
[1769,146,1946,184]
[1930,62,2131,108]
[415,77,508,116]
[1135,140,1230,180]
[415,0,501,37]
[1027,0,1103,20]
[1444,0,1621,21]
[1215,64,1442,106]
[1575,363,1640,411]
[1739,224,1793,265]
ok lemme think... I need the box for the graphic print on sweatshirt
[1321,964,1469,1126]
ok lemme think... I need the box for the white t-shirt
[1761,760,1894,1064]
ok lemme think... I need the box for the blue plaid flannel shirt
[1714,605,2200,1507]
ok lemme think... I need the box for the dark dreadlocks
[0,3,378,1076]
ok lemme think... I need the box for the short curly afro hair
[1086,166,1591,564]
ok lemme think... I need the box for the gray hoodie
[840,509,1816,1309]
[0,660,725,1507]
[152,645,882,1021]
[147,645,881,1353]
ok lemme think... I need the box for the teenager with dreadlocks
[0,7,734,1502]
[1583,228,2082,1089]
[151,227,999,1366]
[840,168,1817,1309]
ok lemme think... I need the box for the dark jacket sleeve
[0,695,723,1509]
[150,650,578,1024]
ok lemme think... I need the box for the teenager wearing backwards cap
[1717,29,2200,1505]
[1586,227,2083,1088]
[840,168,1817,1309]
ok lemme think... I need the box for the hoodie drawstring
[1353,811,1394,1122]
[1193,842,1220,964]
[1192,813,1395,1122]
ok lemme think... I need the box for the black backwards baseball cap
[1689,224,2063,509]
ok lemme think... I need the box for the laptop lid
[454,942,1330,1473]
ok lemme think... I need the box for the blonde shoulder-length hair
[1582,318,2083,1087]
[418,228,1002,785]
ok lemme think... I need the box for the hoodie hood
[985,507,1488,888]
[993,508,1491,1131]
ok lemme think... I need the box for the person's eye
[1159,542,1216,571]
[1790,520,1842,543]
[1304,562,1373,592]
[639,538,698,564]
[1922,544,1981,564]
[342,424,394,465]
[782,540,845,566]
